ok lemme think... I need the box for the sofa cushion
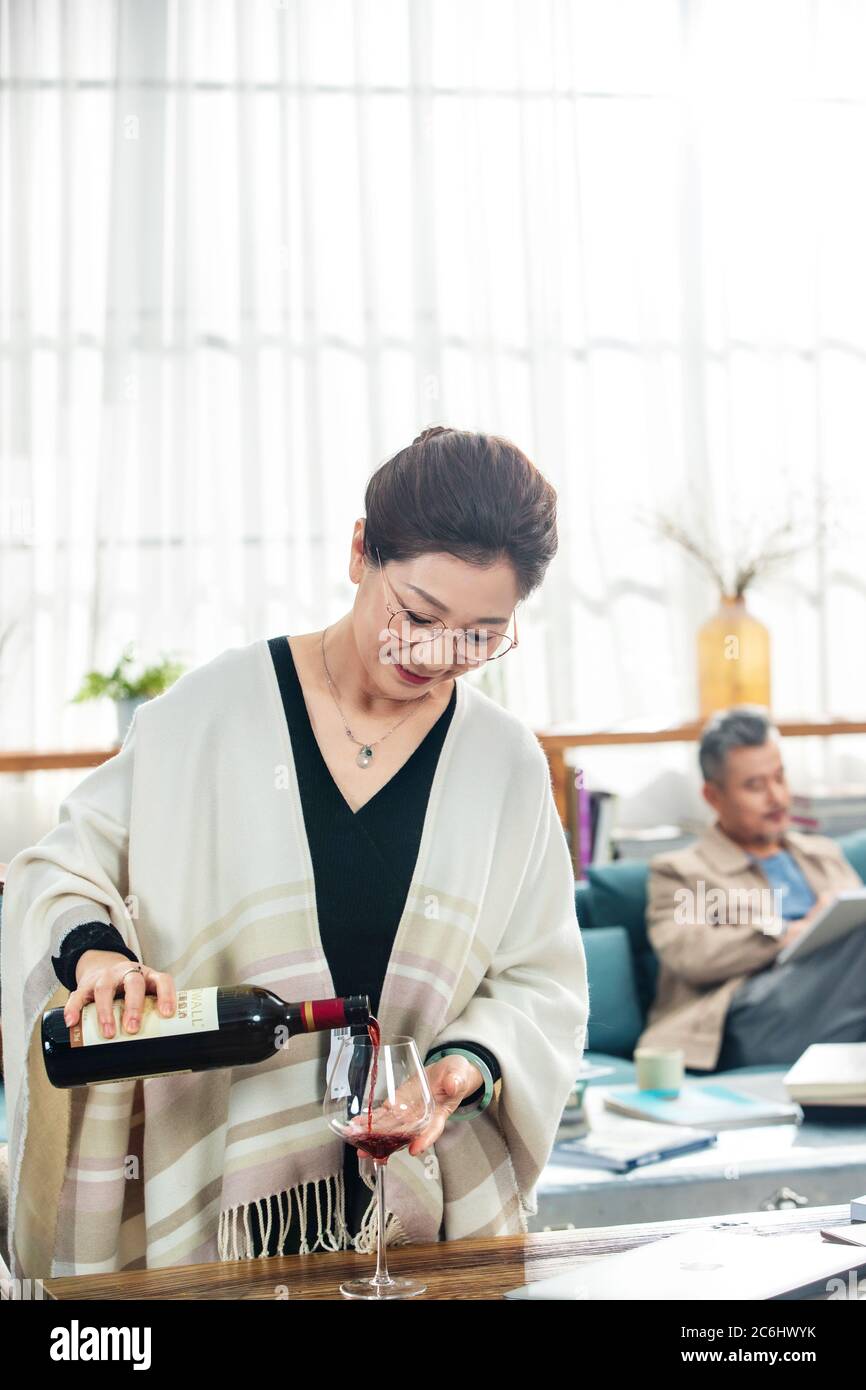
[584,861,658,1013]
[837,829,866,883]
[582,926,644,1058]
[574,881,597,933]
[585,860,648,940]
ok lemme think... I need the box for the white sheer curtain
[2,0,866,820]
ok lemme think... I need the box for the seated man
[636,706,866,1072]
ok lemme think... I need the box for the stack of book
[570,776,706,873]
[573,787,619,873]
[548,1079,803,1174]
[549,1118,718,1173]
[790,786,866,837]
[609,824,698,861]
[783,1043,866,1109]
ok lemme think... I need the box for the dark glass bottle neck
[261,990,371,1034]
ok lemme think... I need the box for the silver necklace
[321,627,432,768]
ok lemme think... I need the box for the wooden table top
[42,1202,859,1301]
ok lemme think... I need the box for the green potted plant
[71,643,186,742]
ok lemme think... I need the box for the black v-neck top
[52,636,501,1254]
[267,634,458,1011]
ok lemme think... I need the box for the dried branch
[644,513,728,592]
[640,498,827,599]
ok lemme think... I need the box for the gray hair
[698,706,778,784]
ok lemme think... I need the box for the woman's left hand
[343,1057,485,1158]
[406,1057,485,1156]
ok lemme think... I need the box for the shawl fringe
[216,1170,413,1260]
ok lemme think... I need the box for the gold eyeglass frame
[374,547,519,666]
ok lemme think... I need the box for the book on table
[548,1117,717,1173]
[784,1042,866,1106]
[602,1081,802,1129]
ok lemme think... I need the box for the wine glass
[324,1031,435,1299]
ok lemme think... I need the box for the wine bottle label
[70,987,219,1047]
[328,1027,353,1099]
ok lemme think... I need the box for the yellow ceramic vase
[697,594,771,718]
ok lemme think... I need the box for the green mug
[634,1047,684,1095]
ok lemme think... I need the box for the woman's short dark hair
[362,426,558,602]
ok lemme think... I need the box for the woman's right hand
[64,951,178,1039]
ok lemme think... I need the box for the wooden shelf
[0,749,121,773]
[533,718,866,874]
[5,717,866,876]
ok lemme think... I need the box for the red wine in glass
[353,1017,418,1159]
[343,1128,415,1161]
[324,1025,434,1298]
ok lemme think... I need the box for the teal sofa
[2,833,866,1139]
[576,829,866,1086]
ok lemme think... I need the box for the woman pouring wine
[2,426,589,1278]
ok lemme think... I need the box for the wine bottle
[42,986,371,1089]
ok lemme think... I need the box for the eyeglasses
[375,547,519,665]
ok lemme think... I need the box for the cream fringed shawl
[2,637,589,1279]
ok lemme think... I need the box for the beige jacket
[635,822,863,1071]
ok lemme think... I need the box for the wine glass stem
[373,1160,391,1286]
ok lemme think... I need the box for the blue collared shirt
[751,849,817,920]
